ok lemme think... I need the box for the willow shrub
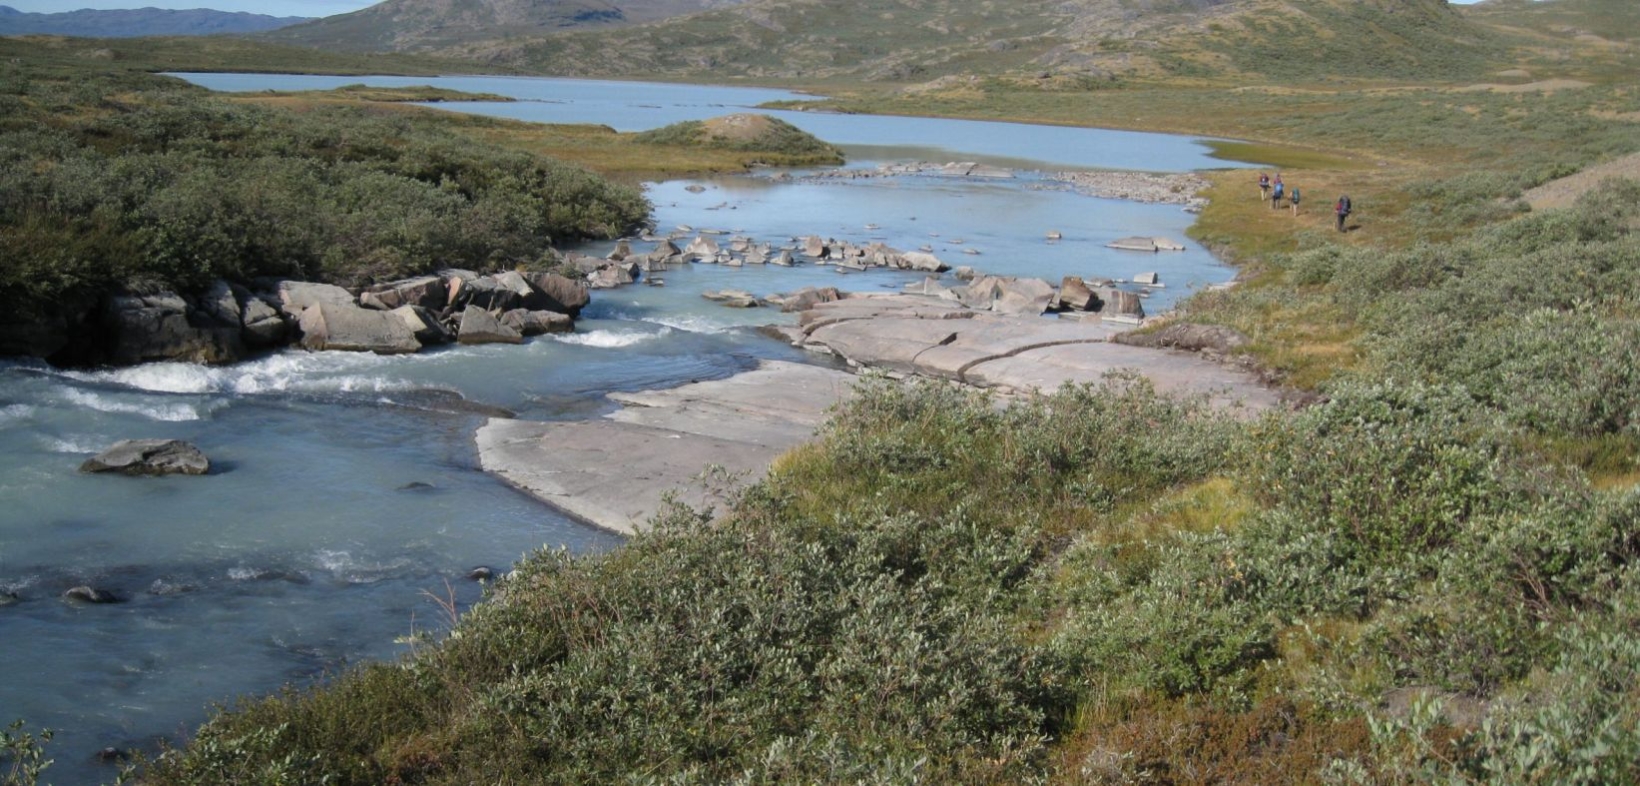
[0,67,649,312]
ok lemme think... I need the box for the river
[0,73,1250,783]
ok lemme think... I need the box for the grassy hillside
[261,0,752,54]
[340,0,1514,86]
[0,33,519,76]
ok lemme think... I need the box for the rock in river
[80,439,210,476]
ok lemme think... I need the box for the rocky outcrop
[4,261,608,367]
[783,295,1276,410]
[80,439,210,476]
[101,289,246,366]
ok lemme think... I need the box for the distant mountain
[262,0,749,53]
[0,5,311,37]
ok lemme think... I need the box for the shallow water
[5,74,1248,783]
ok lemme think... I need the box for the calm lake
[1,73,1249,783]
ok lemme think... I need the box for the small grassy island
[4,0,1640,781]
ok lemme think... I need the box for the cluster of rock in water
[568,229,1165,321]
[65,268,593,365]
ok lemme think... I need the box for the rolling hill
[0,4,309,37]
[261,0,751,53]
[262,0,1522,85]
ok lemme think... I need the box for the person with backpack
[1258,172,1270,200]
[1335,194,1352,232]
[1289,186,1301,216]
[1271,176,1284,209]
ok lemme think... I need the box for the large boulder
[101,290,246,366]
[298,302,422,354]
[499,309,573,337]
[521,272,591,317]
[360,276,445,312]
[899,251,949,273]
[457,305,524,345]
[80,439,210,476]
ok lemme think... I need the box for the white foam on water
[552,328,671,348]
[65,353,431,396]
[0,403,36,426]
[42,435,104,454]
[58,388,218,422]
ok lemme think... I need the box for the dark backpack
[1339,195,1352,213]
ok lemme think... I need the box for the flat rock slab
[477,361,857,536]
[793,294,1275,410]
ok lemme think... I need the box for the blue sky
[6,0,1492,21]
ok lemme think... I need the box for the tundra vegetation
[6,1,1640,783]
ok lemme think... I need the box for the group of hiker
[1258,172,1351,231]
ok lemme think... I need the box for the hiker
[1271,177,1284,209]
[1258,172,1270,200]
[1335,194,1352,232]
[1290,186,1301,216]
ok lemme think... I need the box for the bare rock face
[101,289,246,366]
[80,439,210,476]
[298,302,422,354]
